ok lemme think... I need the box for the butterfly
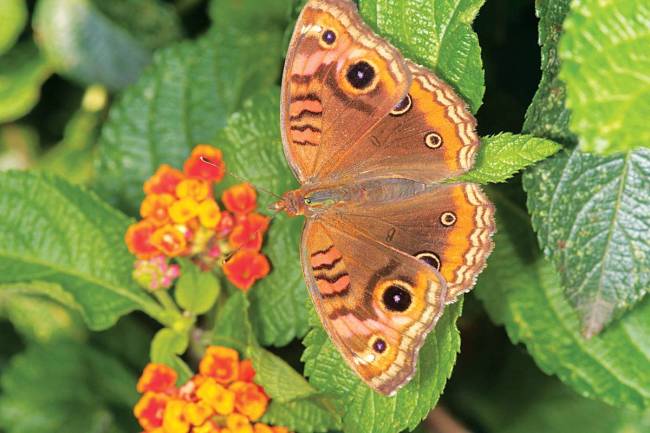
[272,0,495,396]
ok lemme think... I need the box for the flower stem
[154,290,181,315]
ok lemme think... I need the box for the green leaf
[359,0,485,112]
[248,345,316,403]
[94,26,284,214]
[216,90,307,346]
[302,301,462,433]
[475,196,650,409]
[211,291,255,352]
[523,0,573,143]
[0,281,85,342]
[175,263,221,315]
[0,171,164,329]
[33,0,181,90]
[209,0,292,31]
[0,342,139,433]
[523,147,650,337]
[0,42,52,122]
[456,133,562,183]
[263,396,341,433]
[150,327,192,383]
[559,0,650,155]
[0,0,27,55]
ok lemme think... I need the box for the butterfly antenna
[199,156,283,201]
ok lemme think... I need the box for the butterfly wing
[302,216,447,395]
[340,182,495,302]
[317,60,480,183]
[281,0,411,183]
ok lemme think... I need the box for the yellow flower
[176,178,211,202]
[183,401,213,426]
[253,424,274,433]
[162,399,190,433]
[196,377,235,415]
[198,198,221,228]
[227,413,254,433]
[169,197,200,224]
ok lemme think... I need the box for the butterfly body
[279,0,495,395]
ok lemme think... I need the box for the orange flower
[223,249,270,291]
[229,213,269,251]
[144,164,185,196]
[141,193,175,226]
[238,359,256,382]
[229,381,268,421]
[162,399,190,433]
[253,424,273,433]
[222,183,257,214]
[184,145,225,182]
[183,401,213,426]
[169,197,200,224]
[227,414,254,433]
[199,346,239,383]
[137,363,178,394]
[176,178,211,202]
[271,428,289,433]
[198,199,221,229]
[193,420,220,433]
[134,392,168,431]
[216,210,235,238]
[150,225,187,257]
[126,220,159,259]
[196,377,235,415]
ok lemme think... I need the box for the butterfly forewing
[281,0,411,183]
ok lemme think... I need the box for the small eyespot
[382,284,412,312]
[372,337,387,353]
[440,211,457,226]
[425,132,443,149]
[304,197,312,205]
[415,251,441,271]
[346,61,376,90]
[321,29,336,45]
[390,94,412,116]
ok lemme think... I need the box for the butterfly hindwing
[281,0,411,183]
[301,218,446,395]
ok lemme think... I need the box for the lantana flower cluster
[125,145,271,291]
[134,346,289,433]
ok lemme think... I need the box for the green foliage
[559,0,650,155]
[0,0,27,55]
[0,342,138,433]
[359,0,485,112]
[209,0,292,31]
[476,195,650,409]
[0,42,51,123]
[175,262,221,315]
[524,147,650,336]
[211,291,255,352]
[0,171,163,329]
[150,327,192,383]
[94,26,284,214]
[33,0,179,90]
[302,302,462,433]
[457,133,561,183]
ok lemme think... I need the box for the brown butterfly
[272,0,495,396]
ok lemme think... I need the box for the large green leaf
[209,0,292,31]
[523,147,650,336]
[94,26,284,214]
[559,0,650,155]
[456,133,561,184]
[216,90,307,346]
[359,0,485,112]
[0,342,139,433]
[0,0,27,55]
[33,0,180,90]
[0,171,164,329]
[523,0,650,336]
[0,42,52,123]
[476,193,650,410]
[263,396,341,433]
[302,301,462,433]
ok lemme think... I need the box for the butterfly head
[269,189,307,217]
